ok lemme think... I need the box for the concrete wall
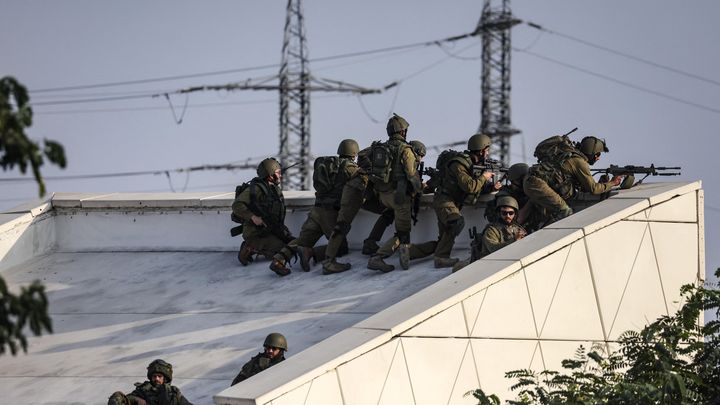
[215,182,704,405]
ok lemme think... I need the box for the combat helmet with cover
[264,333,288,351]
[337,138,360,157]
[386,113,409,136]
[467,133,492,152]
[496,195,519,211]
[507,163,529,183]
[257,158,282,179]
[409,140,426,158]
[147,359,173,383]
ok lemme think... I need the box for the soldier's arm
[481,225,515,254]
[401,147,423,192]
[569,158,614,195]
[231,188,256,222]
[453,162,486,194]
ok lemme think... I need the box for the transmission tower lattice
[279,0,311,190]
[478,0,522,166]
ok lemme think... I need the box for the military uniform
[126,382,193,405]
[230,352,285,386]
[110,359,192,405]
[478,221,527,257]
[277,154,359,271]
[432,153,489,261]
[524,152,614,224]
[232,177,292,261]
[371,133,420,259]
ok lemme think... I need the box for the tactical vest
[239,178,286,226]
[530,136,587,200]
[483,186,527,223]
[130,382,185,405]
[312,156,353,209]
[369,137,412,193]
[436,150,479,204]
[473,222,526,259]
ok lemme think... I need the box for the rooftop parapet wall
[215,182,704,405]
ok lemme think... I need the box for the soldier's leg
[409,240,438,260]
[363,208,394,255]
[432,197,463,267]
[325,186,363,261]
[523,176,572,226]
[371,192,412,271]
[247,235,292,276]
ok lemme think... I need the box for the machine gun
[472,158,508,179]
[591,164,681,188]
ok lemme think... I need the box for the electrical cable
[28,30,479,95]
[514,47,720,115]
[525,21,720,88]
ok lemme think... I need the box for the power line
[514,47,720,115]
[28,30,479,95]
[525,21,720,88]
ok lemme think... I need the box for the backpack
[231,182,251,224]
[533,135,580,163]
[368,141,395,184]
[357,146,372,172]
[312,156,343,195]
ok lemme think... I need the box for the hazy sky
[1,0,718,278]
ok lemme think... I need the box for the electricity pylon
[477,0,522,166]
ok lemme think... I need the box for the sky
[1,0,718,280]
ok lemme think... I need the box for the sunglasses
[499,210,515,217]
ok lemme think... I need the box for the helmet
[409,140,426,158]
[468,133,492,152]
[257,158,281,178]
[496,195,519,211]
[578,136,609,156]
[263,333,288,351]
[507,163,529,183]
[147,359,173,383]
[386,113,409,136]
[337,139,360,157]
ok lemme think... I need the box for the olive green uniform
[232,178,293,260]
[277,157,358,263]
[230,352,285,386]
[433,154,489,258]
[524,154,614,223]
[373,134,420,257]
[478,222,527,257]
[125,381,193,405]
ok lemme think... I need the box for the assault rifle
[591,164,681,188]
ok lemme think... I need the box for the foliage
[0,75,66,197]
[0,276,53,355]
[471,269,720,405]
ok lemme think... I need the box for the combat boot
[434,256,459,269]
[398,244,411,270]
[237,241,256,266]
[322,258,352,275]
[269,259,291,277]
[452,257,472,273]
[299,246,314,272]
[361,239,380,255]
[367,255,395,273]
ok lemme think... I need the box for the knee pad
[447,216,465,237]
[333,221,351,236]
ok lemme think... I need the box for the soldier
[232,158,295,277]
[231,333,287,386]
[454,196,527,272]
[432,133,501,268]
[322,145,394,274]
[484,163,540,232]
[108,359,193,405]
[275,139,360,272]
[366,113,423,272]
[523,135,623,226]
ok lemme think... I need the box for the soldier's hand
[251,215,265,226]
[493,181,502,191]
[516,229,527,240]
[611,175,625,186]
[482,171,494,181]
